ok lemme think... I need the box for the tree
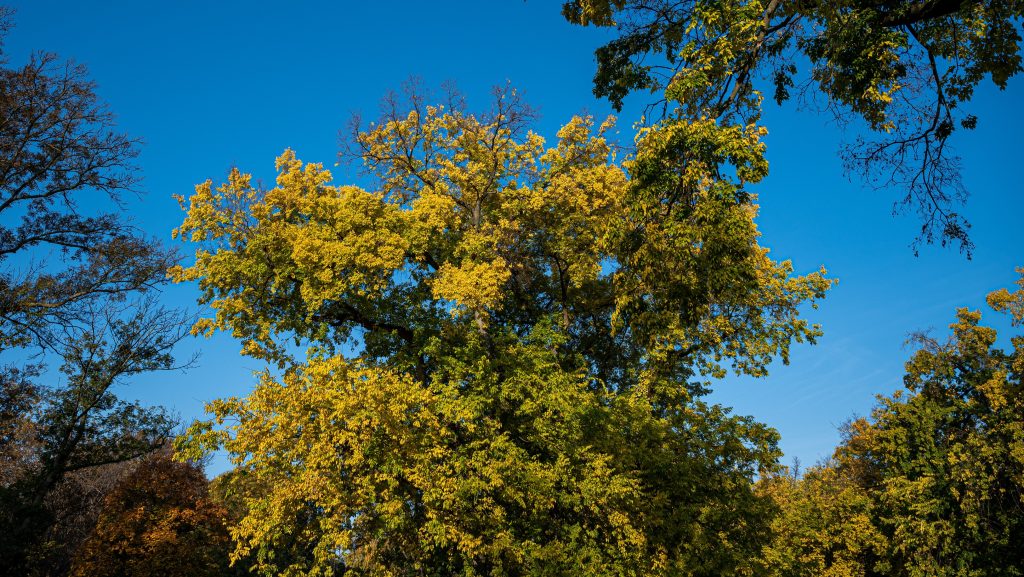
[206,468,268,576]
[0,300,190,575]
[0,9,190,574]
[562,0,1024,254]
[173,85,831,576]
[755,463,887,577]
[759,269,1024,576]
[0,7,175,349]
[19,458,141,577]
[69,449,233,577]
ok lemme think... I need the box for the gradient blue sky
[5,1,1022,474]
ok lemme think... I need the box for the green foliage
[760,269,1024,576]
[173,87,831,576]
[756,464,885,577]
[563,0,1024,253]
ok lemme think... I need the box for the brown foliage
[69,451,232,577]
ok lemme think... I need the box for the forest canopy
[1,3,1021,576]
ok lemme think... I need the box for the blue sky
[5,0,1022,474]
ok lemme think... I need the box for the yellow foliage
[173,91,832,576]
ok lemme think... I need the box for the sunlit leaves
[564,0,1024,252]
[173,89,831,576]
[760,271,1024,576]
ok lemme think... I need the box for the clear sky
[4,0,1022,475]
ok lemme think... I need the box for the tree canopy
[172,86,831,576]
[0,10,176,351]
[758,269,1024,576]
[70,449,233,577]
[563,0,1024,254]
[0,9,190,574]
